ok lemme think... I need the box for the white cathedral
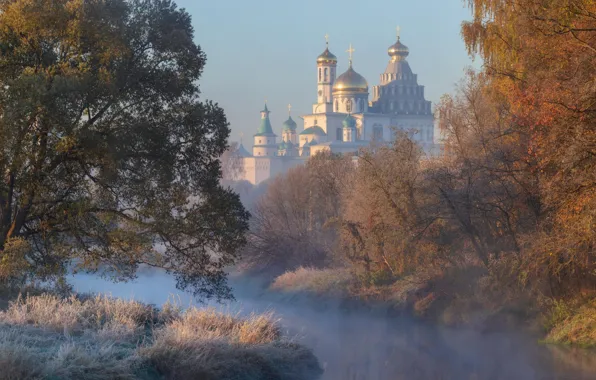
[230,30,438,185]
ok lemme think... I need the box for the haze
[179,0,478,138]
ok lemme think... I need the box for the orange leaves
[463,0,596,293]
[463,0,596,192]
[0,237,30,280]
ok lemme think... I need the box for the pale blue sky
[176,0,479,142]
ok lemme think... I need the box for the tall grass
[270,267,353,296]
[0,293,322,380]
[545,298,596,348]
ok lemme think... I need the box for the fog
[70,271,596,380]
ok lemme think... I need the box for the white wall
[317,64,336,104]
[252,135,277,157]
[333,95,368,114]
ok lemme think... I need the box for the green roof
[255,103,276,136]
[254,131,276,137]
[342,114,357,129]
[299,125,327,136]
[282,116,297,132]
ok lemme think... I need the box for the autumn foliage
[463,0,596,295]
[0,0,250,300]
[238,1,596,334]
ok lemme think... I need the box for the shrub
[270,267,354,296]
[544,298,577,332]
[545,298,596,348]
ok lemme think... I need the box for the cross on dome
[325,33,329,47]
[346,43,355,65]
[396,25,401,40]
[288,104,292,115]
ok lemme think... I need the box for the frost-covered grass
[0,293,323,380]
[270,267,354,297]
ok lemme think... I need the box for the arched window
[336,127,342,141]
[324,68,328,82]
[346,99,352,113]
[335,99,339,111]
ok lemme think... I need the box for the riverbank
[269,267,596,348]
[2,271,592,379]
[0,292,322,380]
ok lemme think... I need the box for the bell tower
[252,103,278,157]
[314,34,336,114]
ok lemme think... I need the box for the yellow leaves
[0,0,71,38]
[56,135,76,153]
[65,0,84,13]
[105,228,150,259]
[98,66,114,86]
[0,0,130,78]
[0,237,30,280]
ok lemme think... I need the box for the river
[69,271,596,380]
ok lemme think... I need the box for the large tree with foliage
[244,152,354,274]
[0,0,249,300]
[463,0,596,292]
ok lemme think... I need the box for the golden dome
[388,38,409,61]
[317,48,337,65]
[332,64,368,93]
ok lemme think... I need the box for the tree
[220,141,246,183]
[0,0,249,300]
[462,0,596,293]
[432,71,541,267]
[340,134,441,283]
[244,152,354,274]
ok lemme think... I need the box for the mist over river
[70,271,596,380]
